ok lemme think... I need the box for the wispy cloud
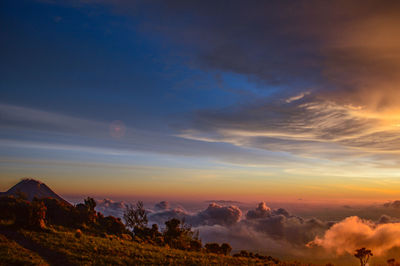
[0,103,300,167]
[180,96,400,164]
[285,92,310,103]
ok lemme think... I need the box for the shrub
[75,229,82,238]
[233,250,249,257]
[121,233,132,241]
[163,218,201,251]
[98,215,126,235]
[84,197,96,212]
[0,196,30,226]
[41,198,77,227]
[220,243,232,255]
[29,199,47,230]
[0,196,47,230]
[76,201,97,225]
[205,243,221,254]
[189,239,202,252]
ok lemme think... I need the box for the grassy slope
[0,228,305,266]
[0,234,48,266]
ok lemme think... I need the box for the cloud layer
[94,198,400,259]
[78,0,400,115]
[148,202,242,227]
[309,216,400,256]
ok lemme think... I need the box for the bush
[0,196,47,230]
[0,196,30,226]
[75,229,82,238]
[189,239,202,252]
[220,243,232,255]
[98,215,126,235]
[121,233,132,241]
[234,250,249,257]
[41,198,77,227]
[205,243,221,254]
[163,218,201,251]
[204,243,231,255]
[29,199,47,230]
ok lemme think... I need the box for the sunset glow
[3,1,400,264]
[1,1,400,205]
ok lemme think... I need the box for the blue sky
[2,0,400,202]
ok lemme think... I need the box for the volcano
[0,178,68,203]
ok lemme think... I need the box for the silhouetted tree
[84,197,96,212]
[124,201,148,231]
[164,218,181,239]
[220,243,232,255]
[163,218,201,250]
[150,224,162,239]
[75,197,97,224]
[354,248,373,266]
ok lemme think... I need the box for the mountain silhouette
[0,178,69,204]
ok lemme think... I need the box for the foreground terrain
[0,226,307,266]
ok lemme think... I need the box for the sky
[2,0,400,203]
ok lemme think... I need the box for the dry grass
[0,227,310,265]
[0,233,48,266]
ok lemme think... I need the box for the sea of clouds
[95,199,400,262]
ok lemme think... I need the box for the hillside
[0,227,299,266]
[0,179,299,265]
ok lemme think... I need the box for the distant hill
[0,178,69,204]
